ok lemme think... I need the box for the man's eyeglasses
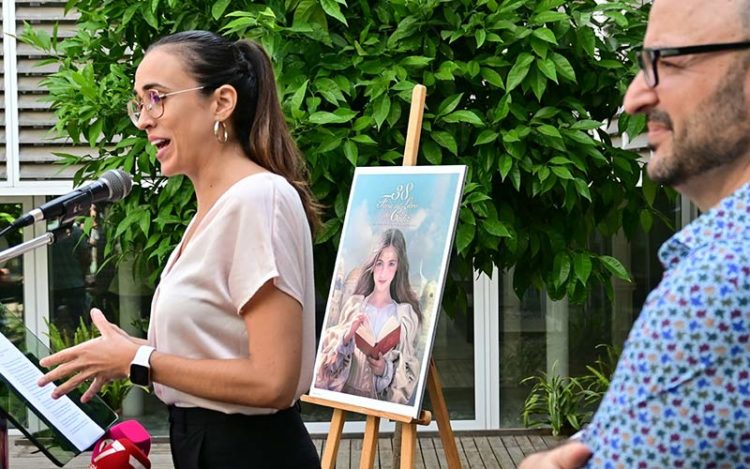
[127,86,205,126]
[638,40,750,88]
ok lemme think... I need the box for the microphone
[89,438,151,469]
[3,169,132,234]
[92,420,151,458]
[90,420,152,469]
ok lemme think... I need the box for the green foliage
[578,343,620,406]
[521,344,620,435]
[19,0,658,307]
[46,318,134,412]
[521,362,586,436]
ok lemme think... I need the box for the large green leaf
[552,53,577,82]
[343,140,358,166]
[456,223,475,254]
[437,93,463,117]
[573,253,593,284]
[537,58,558,83]
[320,0,348,26]
[372,94,391,129]
[442,110,484,126]
[531,11,568,24]
[293,0,328,32]
[599,255,632,282]
[308,109,357,124]
[289,80,309,111]
[484,218,511,238]
[476,130,499,145]
[432,131,458,155]
[506,52,535,91]
[211,0,231,20]
[532,27,558,44]
[316,218,341,245]
[552,251,571,288]
[537,125,562,139]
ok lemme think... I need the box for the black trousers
[168,405,320,469]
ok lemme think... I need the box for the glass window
[429,308,475,418]
[45,202,164,431]
[0,202,32,433]
[498,193,679,427]
[47,222,93,338]
[423,256,476,420]
[0,203,26,321]
[498,283,546,427]
[46,203,146,341]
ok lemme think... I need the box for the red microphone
[90,420,152,469]
[88,438,150,469]
[95,420,151,457]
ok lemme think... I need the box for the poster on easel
[310,165,466,419]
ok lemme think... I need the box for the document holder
[0,310,118,467]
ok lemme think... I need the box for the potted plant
[521,345,620,436]
[521,362,587,436]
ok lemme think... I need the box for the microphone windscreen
[107,420,151,455]
[89,438,150,469]
[92,420,151,461]
[99,169,133,201]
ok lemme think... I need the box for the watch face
[130,364,149,387]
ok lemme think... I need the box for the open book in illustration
[354,316,401,359]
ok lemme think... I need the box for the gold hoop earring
[213,120,228,144]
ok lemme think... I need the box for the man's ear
[212,84,237,122]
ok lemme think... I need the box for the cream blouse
[147,172,315,415]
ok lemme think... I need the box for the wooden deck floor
[317,434,562,469]
[8,433,564,468]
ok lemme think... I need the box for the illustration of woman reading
[316,228,422,404]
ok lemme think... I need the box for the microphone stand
[0,231,60,264]
[0,224,73,469]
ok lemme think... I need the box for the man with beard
[520,0,750,467]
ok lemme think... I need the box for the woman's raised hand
[344,313,368,343]
[37,308,141,403]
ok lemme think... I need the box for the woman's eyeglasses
[127,86,205,126]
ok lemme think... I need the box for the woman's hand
[367,352,386,376]
[344,313,368,343]
[37,308,140,403]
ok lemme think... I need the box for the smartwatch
[129,345,155,387]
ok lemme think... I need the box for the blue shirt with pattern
[581,182,750,468]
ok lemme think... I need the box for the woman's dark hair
[353,228,422,322]
[148,30,320,233]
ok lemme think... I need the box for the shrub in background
[20,0,661,314]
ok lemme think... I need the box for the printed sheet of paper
[0,333,104,451]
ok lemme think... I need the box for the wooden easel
[302,85,461,469]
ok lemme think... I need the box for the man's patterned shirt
[581,183,750,468]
